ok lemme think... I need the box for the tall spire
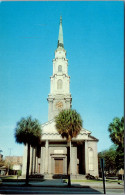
[57,16,64,48]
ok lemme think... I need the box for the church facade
[22,17,99,177]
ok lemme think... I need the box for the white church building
[22,17,99,178]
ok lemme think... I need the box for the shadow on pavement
[0,178,103,194]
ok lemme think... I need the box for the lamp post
[100,158,106,194]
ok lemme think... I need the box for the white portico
[40,120,98,176]
[22,17,99,178]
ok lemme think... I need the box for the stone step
[44,174,86,180]
[71,174,86,180]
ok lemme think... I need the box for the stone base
[71,174,86,180]
[43,174,86,180]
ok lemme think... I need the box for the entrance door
[55,159,63,174]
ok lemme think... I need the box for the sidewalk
[1,179,124,189]
[71,181,124,189]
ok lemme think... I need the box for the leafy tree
[0,159,5,167]
[0,150,4,167]
[55,109,83,186]
[98,146,117,176]
[115,146,124,170]
[108,117,124,170]
[4,159,13,175]
[15,116,41,185]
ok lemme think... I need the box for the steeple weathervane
[57,16,64,48]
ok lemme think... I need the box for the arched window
[58,65,62,72]
[88,148,94,170]
[57,79,63,90]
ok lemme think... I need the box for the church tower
[47,16,72,121]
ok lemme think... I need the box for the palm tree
[15,116,41,185]
[108,117,124,170]
[55,109,83,186]
[108,117,124,147]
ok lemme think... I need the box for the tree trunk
[67,140,71,187]
[26,143,30,185]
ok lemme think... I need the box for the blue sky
[0,1,124,157]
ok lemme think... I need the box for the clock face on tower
[56,101,63,109]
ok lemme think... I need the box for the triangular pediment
[41,119,98,141]
[41,119,91,135]
[41,119,58,135]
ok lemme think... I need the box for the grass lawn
[1,176,123,184]
[71,180,102,182]
[0,175,45,182]
[0,175,17,179]
[64,179,123,183]
[63,179,101,183]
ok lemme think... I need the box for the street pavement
[0,179,124,194]
[0,186,102,194]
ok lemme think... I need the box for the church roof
[57,16,64,48]
[41,119,98,142]
[88,135,99,141]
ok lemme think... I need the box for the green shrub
[17,170,22,177]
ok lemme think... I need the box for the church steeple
[47,16,72,121]
[57,16,64,48]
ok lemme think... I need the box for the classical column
[34,148,36,173]
[22,145,27,176]
[36,156,38,173]
[31,147,34,175]
[40,147,44,174]
[70,141,72,174]
[45,140,49,174]
[29,145,32,175]
[85,140,89,174]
